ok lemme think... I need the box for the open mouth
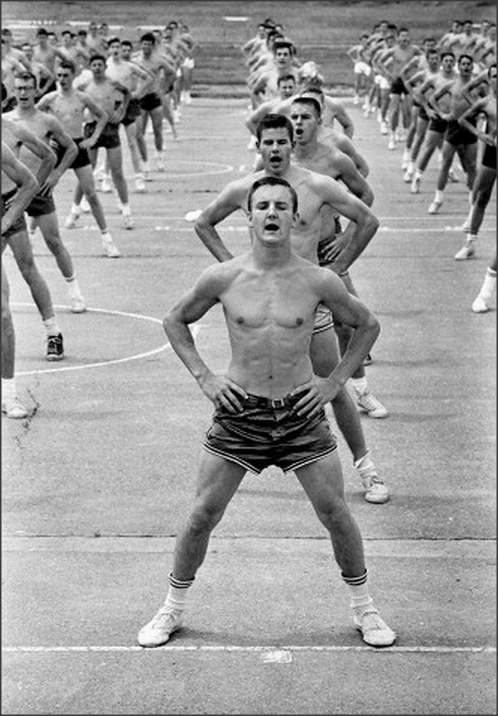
[265,222,279,232]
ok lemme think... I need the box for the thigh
[74,164,96,192]
[106,146,124,172]
[295,450,345,511]
[193,449,247,514]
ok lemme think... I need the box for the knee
[187,505,221,536]
[17,258,37,280]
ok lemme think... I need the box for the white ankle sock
[352,377,368,394]
[43,316,60,337]
[2,378,16,400]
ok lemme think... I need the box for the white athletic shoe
[354,608,396,647]
[102,233,121,258]
[2,395,28,419]
[380,120,388,135]
[428,199,442,214]
[138,605,184,647]
[135,175,146,193]
[64,211,80,229]
[472,295,491,313]
[101,177,112,193]
[80,196,91,213]
[454,242,476,260]
[123,214,134,230]
[404,165,414,182]
[410,175,421,194]
[355,388,389,419]
[70,295,87,314]
[388,137,395,151]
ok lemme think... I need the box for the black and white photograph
[2,1,496,713]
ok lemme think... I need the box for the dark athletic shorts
[139,92,162,112]
[418,105,429,121]
[445,119,477,146]
[25,191,55,217]
[2,188,27,239]
[390,76,408,95]
[482,143,496,170]
[428,116,448,134]
[69,138,91,169]
[50,137,91,169]
[122,97,142,126]
[203,392,337,474]
[83,121,121,149]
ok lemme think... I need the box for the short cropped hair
[89,53,107,64]
[14,71,37,89]
[292,95,322,118]
[255,113,294,143]
[140,32,156,44]
[247,176,298,214]
[58,58,76,74]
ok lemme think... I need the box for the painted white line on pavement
[12,304,203,376]
[2,645,495,654]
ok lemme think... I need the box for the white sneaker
[380,120,388,135]
[355,455,389,504]
[388,137,395,150]
[102,235,121,258]
[2,395,28,419]
[135,175,146,193]
[64,211,80,229]
[428,199,442,214]
[138,605,184,647]
[355,388,389,418]
[156,156,165,172]
[70,295,87,313]
[144,169,152,182]
[354,608,396,647]
[454,242,475,260]
[404,166,414,182]
[472,295,491,313]
[101,177,112,193]
[448,167,459,183]
[410,175,421,194]
[80,196,91,213]
[123,214,134,230]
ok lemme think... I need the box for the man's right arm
[1,144,39,234]
[194,184,247,262]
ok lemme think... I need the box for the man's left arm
[322,177,379,274]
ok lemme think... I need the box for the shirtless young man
[377,27,422,150]
[410,51,458,194]
[137,176,396,649]
[105,37,154,191]
[193,114,389,504]
[3,71,90,323]
[453,63,496,265]
[426,54,479,215]
[74,53,134,229]
[133,33,177,173]
[248,39,298,107]
[2,142,39,418]
[36,59,121,258]
[289,96,388,419]
[2,85,66,361]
